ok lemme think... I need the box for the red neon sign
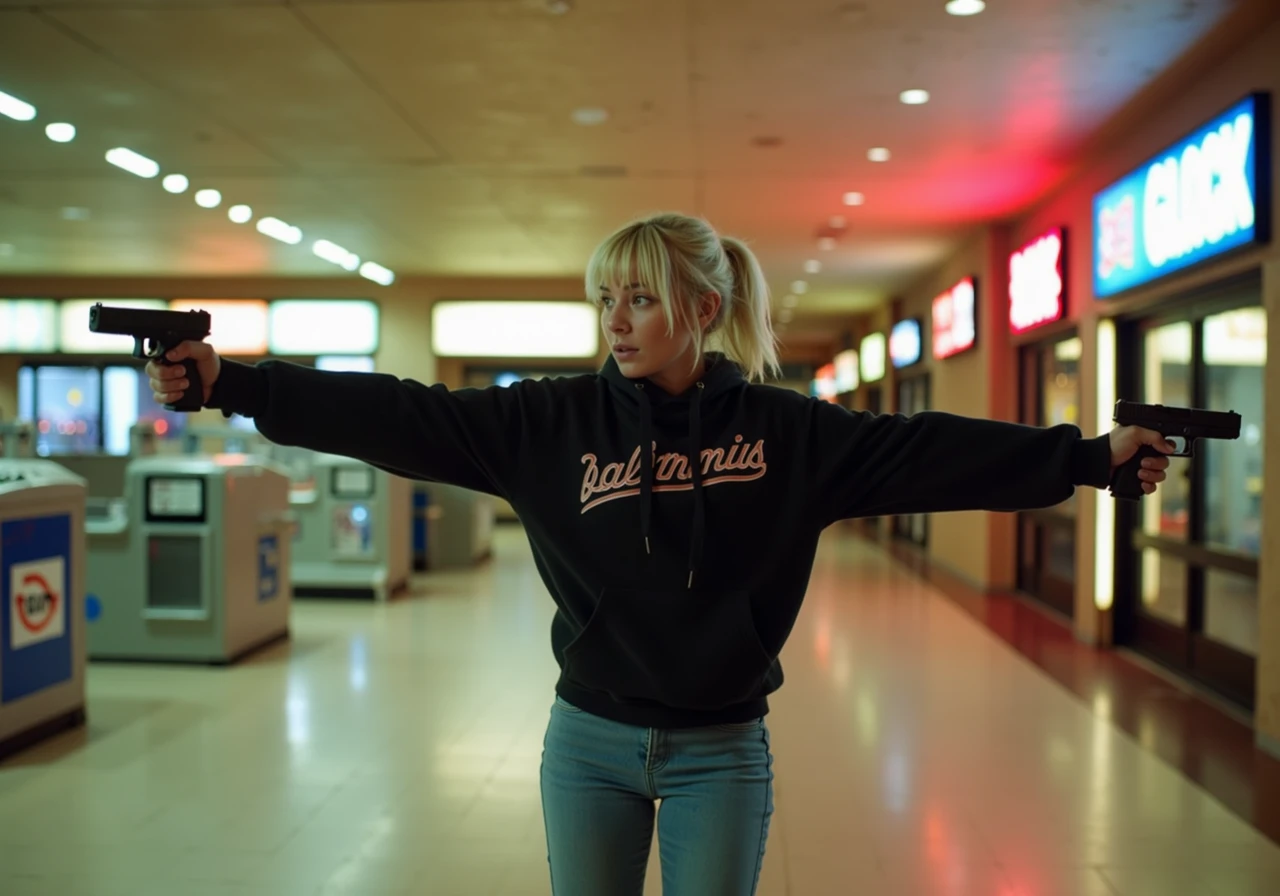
[1009,227,1066,334]
[932,277,977,360]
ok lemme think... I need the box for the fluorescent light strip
[313,239,360,271]
[0,89,36,121]
[105,147,160,179]
[257,216,303,245]
[1094,319,1117,611]
[359,261,395,286]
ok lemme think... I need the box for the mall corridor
[0,524,1276,896]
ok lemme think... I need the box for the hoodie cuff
[1070,433,1113,489]
[206,359,267,419]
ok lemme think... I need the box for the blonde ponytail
[718,236,781,382]
[585,213,781,382]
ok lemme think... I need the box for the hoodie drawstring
[688,382,705,589]
[636,383,654,557]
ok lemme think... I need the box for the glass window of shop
[1016,335,1082,617]
[1121,290,1264,708]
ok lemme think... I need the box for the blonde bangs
[584,222,681,333]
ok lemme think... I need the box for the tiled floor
[2,525,1279,895]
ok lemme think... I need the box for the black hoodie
[207,353,1112,728]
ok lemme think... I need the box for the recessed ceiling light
[791,280,808,295]
[0,243,15,257]
[829,215,847,229]
[804,259,822,274]
[571,107,609,126]
[0,89,36,121]
[782,294,799,308]
[945,0,985,16]
[780,309,794,323]
[546,0,573,13]
[843,192,865,206]
[195,188,222,208]
[45,123,76,143]
[900,89,930,105]
[868,147,891,162]
[228,204,253,224]
[162,174,189,194]
[60,206,90,221]
[818,236,837,251]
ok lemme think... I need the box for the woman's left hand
[1109,426,1174,495]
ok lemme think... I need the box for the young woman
[147,212,1171,896]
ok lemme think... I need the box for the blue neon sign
[1093,93,1271,298]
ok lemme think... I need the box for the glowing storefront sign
[833,350,859,393]
[889,318,922,369]
[931,277,977,360]
[1094,93,1270,298]
[1009,228,1066,334]
[811,363,837,402]
[859,332,886,383]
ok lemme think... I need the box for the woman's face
[600,283,700,392]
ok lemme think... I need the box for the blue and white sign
[2,515,73,704]
[1094,93,1271,298]
[258,534,280,602]
[890,318,922,369]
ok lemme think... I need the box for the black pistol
[1109,400,1241,501]
[88,303,212,412]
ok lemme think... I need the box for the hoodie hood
[598,352,748,589]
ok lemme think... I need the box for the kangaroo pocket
[562,587,773,711]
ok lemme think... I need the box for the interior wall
[894,229,1006,588]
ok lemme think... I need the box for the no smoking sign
[10,556,66,649]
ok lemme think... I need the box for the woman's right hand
[145,340,222,406]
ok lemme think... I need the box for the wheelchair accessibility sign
[258,534,279,602]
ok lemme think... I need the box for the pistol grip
[1109,444,1163,502]
[161,357,204,413]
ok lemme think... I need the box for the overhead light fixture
[162,174,189,194]
[818,237,837,252]
[791,280,808,295]
[868,147,891,162]
[900,89,930,105]
[0,89,36,122]
[105,147,160,179]
[945,0,986,15]
[0,243,14,258]
[60,207,90,221]
[782,294,799,308]
[257,216,302,245]
[360,261,396,287]
[780,309,794,323]
[804,259,822,274]
[546,0,573,12]
[829,215,847,229]
[45,123,75,143]
[314,239,361,272]
[228,204,253,224]
[571,107,609,126]
[843,192,865,206]
[194,188,222,208]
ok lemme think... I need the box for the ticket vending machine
[83,456,295,664]
[289,453,411,601]
[0,460,87,759]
